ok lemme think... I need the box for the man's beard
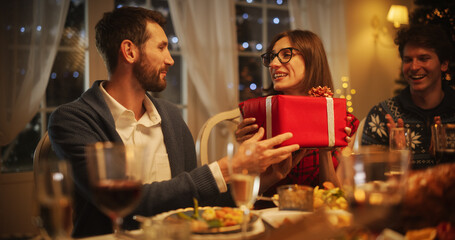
[133,55,167,92]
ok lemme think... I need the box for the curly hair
[395,24,453,65]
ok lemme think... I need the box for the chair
[353,117,366,152]
[33,131,73,234]
[33,131,53,181]
[195,108,241,166]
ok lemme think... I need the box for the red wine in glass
[85,142,146,238]
[93,179,142,218]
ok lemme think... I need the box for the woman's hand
[345,115,353,143]
[318,149,340,187]
[235,117,258,143]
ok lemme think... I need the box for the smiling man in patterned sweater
[361,24,455,170]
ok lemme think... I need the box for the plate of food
[162,206,259,234]
[143,199,260,234]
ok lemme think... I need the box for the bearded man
[48,6,299,238]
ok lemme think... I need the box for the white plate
[152,207,265,240]
[258,207,312,228]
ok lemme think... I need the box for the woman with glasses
[236,30,359,195]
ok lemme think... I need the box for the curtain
[168,0,239,163]
[168,0,239,117]
[0,0,70,146]
[289,0,349,91]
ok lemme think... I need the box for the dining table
[77,206,377,240]
[77,162,455,240]
[79,207,280,240]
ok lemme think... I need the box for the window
[235,0,290,101]
[1,0,285,172]
[1,0,185,173]
[1,0,87,173]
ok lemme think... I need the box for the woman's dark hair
[263,30,334,95]
[395,24,453,65]
[95,7,166,73]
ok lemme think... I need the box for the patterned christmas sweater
[361,83,455,169]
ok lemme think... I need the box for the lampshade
[387,5,409,28]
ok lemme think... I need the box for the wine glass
[85,142,145,239]
[35,159,73,240]
[227,141,260,239]
[341,145,410,234]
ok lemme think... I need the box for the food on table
[405,227,437,240]
[175,198,247,232]
[401,163,455,231]
[313,182,348,210]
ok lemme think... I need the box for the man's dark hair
[95,7,166,73]
[395,24,453,64]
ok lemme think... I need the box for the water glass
[341,146,410,233]
[228,141,260,239]
[431,123,455,164]
[389,127,410,151]
[35,159,73,239]
[142,219,191,240]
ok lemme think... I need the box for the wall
[345,0,414,121]
[0,172,37,238]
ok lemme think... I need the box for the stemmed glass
[35,159,73,240]
[227,140,260,239]
[85,142,145,239]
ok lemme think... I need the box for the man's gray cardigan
[48,80,232,238]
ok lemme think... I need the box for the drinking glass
[35,159,73,240]
[341,146,410,233]
[85,142,145,239]
[389,127,410,151]
[142,219,191,240]
[432,123,455,164]
[227,141,260,239]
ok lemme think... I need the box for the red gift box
[238,95,347,148]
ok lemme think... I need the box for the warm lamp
[387,5,409,28]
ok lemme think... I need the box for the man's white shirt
[99,81,227,192]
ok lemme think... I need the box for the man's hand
[219,128,300,182]
[385,114,404,133]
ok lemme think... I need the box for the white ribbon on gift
[265,96,335,147]
[326,98,335,147]
[266,96,273,139]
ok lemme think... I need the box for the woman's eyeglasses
[260,47,300,67]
